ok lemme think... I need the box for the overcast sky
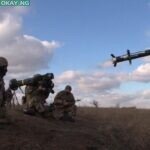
[1,0,150,108]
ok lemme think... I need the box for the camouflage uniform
[0,79,6,118]
[0,57,12,120]
[23,84,50,115]
[5,88,13,108]
[53,85,77,121]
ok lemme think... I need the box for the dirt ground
[0,107,150,150]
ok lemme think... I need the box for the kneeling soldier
[53,85,77,122]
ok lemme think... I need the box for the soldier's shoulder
[57,90,67,95]
[55,90,71,97]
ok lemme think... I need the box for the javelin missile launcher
[9,73,55,94]
[111,49,150,67]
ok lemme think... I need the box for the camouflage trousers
[0,106,6,118]
[0,106,10,124]
[53,105,77,120]
[24,95,45,114]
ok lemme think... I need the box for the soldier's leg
[61,110,75,122]
[53,106,64,120]
[70,105,77,117]
[0,106,6,118]
[0,106,11,124]
[35,101,46,117]
[59,105,77,122]
[67,105,77,117]
[23,96,36,115]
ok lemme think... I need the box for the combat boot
[23,108,35,116]
[60,112,75,122]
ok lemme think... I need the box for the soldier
[23,76,51,116]
[0,57,12,123]
[53,85,77,122]
[5,88,13,108]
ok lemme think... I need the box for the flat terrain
[0,107,150,150]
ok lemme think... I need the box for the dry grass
[78,107,150,150]
[0,107,150,150]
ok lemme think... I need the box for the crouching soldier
[53,85,77,122]
[0,57,12,123]
[23,74,54,116]
[9,73,54,117]
[23,83,49,116]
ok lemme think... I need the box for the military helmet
[0,57,8,67]
[65,85,72,91]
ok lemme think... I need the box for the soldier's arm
[54,91,64,105]
[68,93,75,103]
[63,93,75,106]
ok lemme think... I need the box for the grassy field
[0,107,150,150]
[78,107,150,150]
